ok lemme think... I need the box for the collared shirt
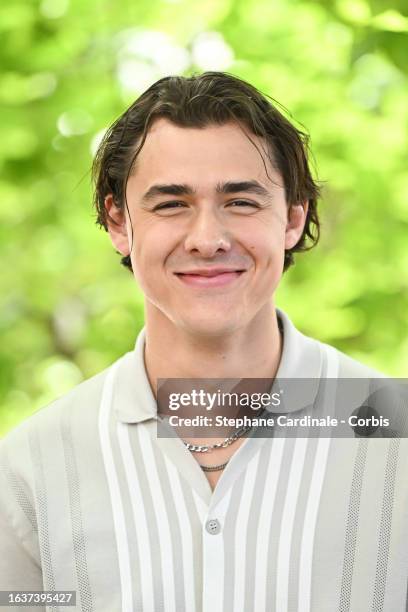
[1,309,407,611]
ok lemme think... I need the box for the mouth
[174,268,246,288]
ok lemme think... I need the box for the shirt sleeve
[0,443,45,612]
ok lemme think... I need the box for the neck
[143,302,283,395]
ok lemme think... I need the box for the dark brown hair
[92,71,321,271]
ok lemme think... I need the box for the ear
[104,194,130,256]
[284,201,309,250]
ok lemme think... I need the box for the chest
[33,437,408,611]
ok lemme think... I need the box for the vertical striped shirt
[1,309,407,611]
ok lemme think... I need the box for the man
[1,72,407,611]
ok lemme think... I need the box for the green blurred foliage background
[1,0,407,435]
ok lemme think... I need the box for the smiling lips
[175,267,246,287]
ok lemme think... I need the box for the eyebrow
[141,180,271,202]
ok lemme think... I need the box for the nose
[183,209,232,257]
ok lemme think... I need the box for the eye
[227,200,259,209]
[153,201,187,212]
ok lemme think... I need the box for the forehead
[129,118,279,190]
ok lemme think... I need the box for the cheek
[245,229,285,260]
[130,231,175,290]
[246,233,285,288]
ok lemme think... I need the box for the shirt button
[205,519,221,535]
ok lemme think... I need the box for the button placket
[202,489,233,612]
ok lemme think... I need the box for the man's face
[108,118,306,337]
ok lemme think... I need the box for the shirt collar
[111,328,157,424]
[274,308,323,379]
[112,308,323,424]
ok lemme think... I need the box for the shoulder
[319,340,386,379]
[276,308,387,380]
[0,354,125,469]
[277,308,387,379]
[317,341,408,437]
[0,356,127,529]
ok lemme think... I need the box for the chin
[179,313,244,338]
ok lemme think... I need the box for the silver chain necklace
[182,422,251,453]
[182,407,266,453]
